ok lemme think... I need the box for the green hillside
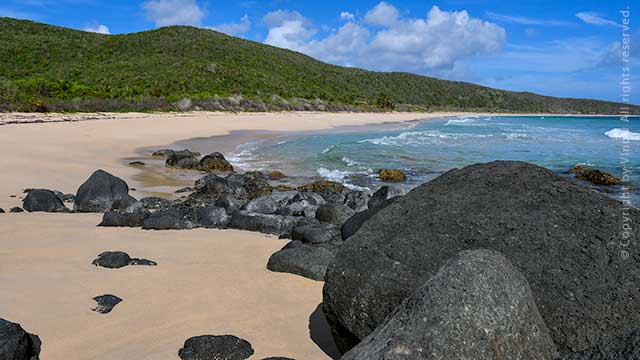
[0,17,636,114]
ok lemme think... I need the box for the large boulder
[562,328,640,359]
[323,161,640,354]
[341,197,399,240]
[22,189,67,212]
[140,197,172,210]
[243,195,280,214]
[74,170,132,212]
[315,203,355,226]
[291,223,341,245]
[340,250,558,360]
[188,172,271,208]
[197,206,231,228]
[198,152,234,172]
[0,318,40,360]
[267,241,338,281]
[178,335,254,360]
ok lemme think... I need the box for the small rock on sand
[92,294,123,314]
[178,335,254,360]
[0,318,40,360]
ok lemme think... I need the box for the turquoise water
[229,115,640,200]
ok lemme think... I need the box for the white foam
[317,167,352,182]
[359,130,490,146]
[341,157,359,167]
[605,128,640,141]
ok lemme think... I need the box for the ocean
[227,115,639,201]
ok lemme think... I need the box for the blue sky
[1,0,637,104]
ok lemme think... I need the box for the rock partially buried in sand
[153,149,201,158]
[10,207,24,213]
[198,152,234,172]
[166,152,200,170]
[0,318,41,360]
[92,251,157,269]
[0,208,5,213]
[92,294,123,314]
[340,250,558,360]
[261,358,295,360]
[74,170,133,212]
[267,241,338,281]
[22,189,68,212]
[178,335,254,360]
[128,161,145,166]
[376,168,406,182]
[323,161,640,353]
[569,165,622,186]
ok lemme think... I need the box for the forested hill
[0,17,637,114]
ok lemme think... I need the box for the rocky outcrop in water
[376,169,406,182]
[323,160,640,355]
[569,165,622,186]
[341,250,558,360]
[198,152,234,172]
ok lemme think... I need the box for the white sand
[0,111,454,359]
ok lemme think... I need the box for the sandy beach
[0,111,458,360]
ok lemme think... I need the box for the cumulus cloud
[369,6,505,69]
[213,15,251,36]
[576,12,619,27]
[84,24,110,34]
[263,10,309,28]
[263,3,505,72]
[340,11,355,22]
[364,2,399,27]
[141,0,205,27]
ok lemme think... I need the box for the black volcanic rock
[367,185,404,210]
[0,318,40,360]
[315,203,355,226]
[267,241,338,281]
[92,251,131,268]
[323,161,640,354]
[562,328,640,359]
[74,170,132,212]
[92,294,122,314]
[178,335,254,360]
[10,207,24,213]
[341,197,398,240]
[22,189,68,212]
[340,250,558,360]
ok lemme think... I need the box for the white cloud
[340,11,355,22]
[262,4,505,73]
[486,12,573,26]
[576,12,619,27]
[213,15,251,36]
[263,10,309,28]
[368,6,505,69]
[141,0,205,27]
[84,24,111,34]
[364,2,399,27]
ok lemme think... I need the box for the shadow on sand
[309,303,341,359]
